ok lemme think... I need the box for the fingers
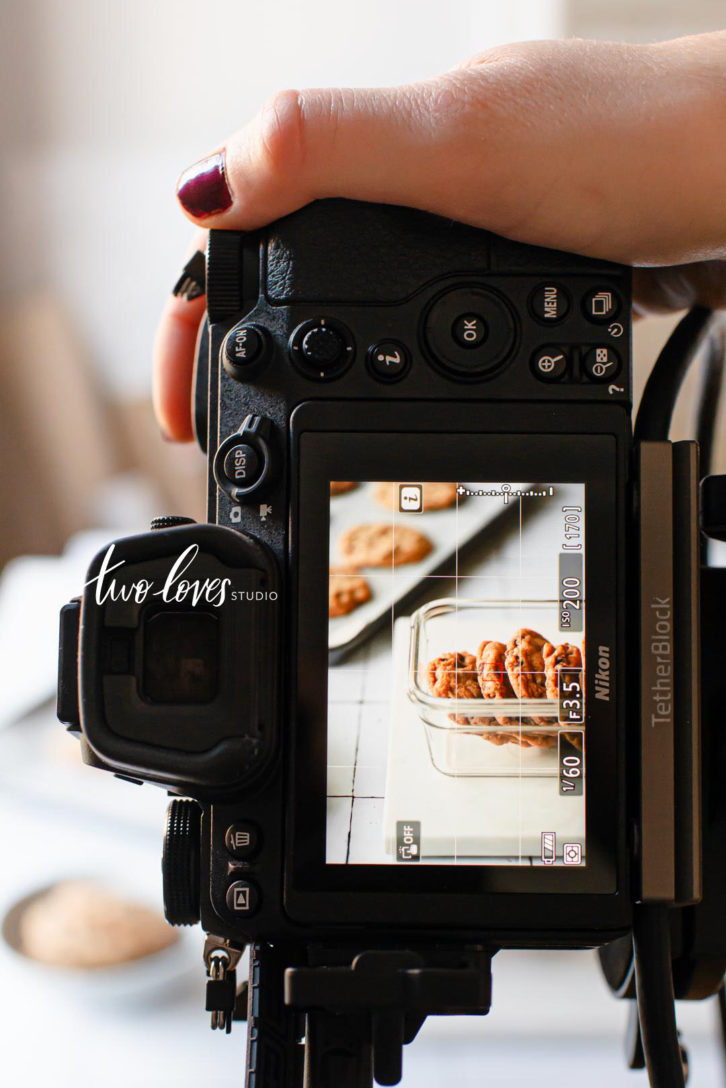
[175,83,458,231]
[159,31,726,441]
[633,261,726,316]
[174,37,726,269]
[152,229,207,441]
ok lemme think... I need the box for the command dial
[162,799,201,926]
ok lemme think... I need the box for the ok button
[452,313,487,348]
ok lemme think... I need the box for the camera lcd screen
[325,480,587,868]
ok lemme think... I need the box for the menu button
[529,284,570,324]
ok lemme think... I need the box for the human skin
[153,32,726,440]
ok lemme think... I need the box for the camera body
[61,200,648,949]
[200,199,635,947]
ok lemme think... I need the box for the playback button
[531,345,570,382]
[225,879,260,916]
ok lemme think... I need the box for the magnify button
[531,346,569,381]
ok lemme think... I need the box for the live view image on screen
[325,480,586,868]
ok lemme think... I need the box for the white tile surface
[348,798,388,864]
[326,703,360,797]
[353,763,387,798]
[325,797,352,861]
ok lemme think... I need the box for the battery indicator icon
[541,831,556,864]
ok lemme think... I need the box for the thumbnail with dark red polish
[176,151,232,218]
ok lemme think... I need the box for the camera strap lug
[204,934,245,1033]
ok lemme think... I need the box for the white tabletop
[0,541,721,1087]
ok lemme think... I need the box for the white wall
[2,0,564,396]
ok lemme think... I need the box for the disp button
[222,443,260,487]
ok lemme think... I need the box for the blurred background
[1,1,725,1085]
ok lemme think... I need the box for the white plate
[1,881,201,1005]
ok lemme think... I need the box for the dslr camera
[58,200,726,1087]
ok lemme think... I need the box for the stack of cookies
[426,628,583,749]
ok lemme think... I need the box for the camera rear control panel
[218,276,629,398]
[203,202,632,533]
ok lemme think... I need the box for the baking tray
[328,481,532,662]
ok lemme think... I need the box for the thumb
[175,81,474,230]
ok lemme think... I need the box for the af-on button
[223,323,269,380]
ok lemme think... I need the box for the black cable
[633,904,686,1088]
[695,319,726,477]
[717,982,726,1078]
[694,321,725,564]
[634,306,714,443]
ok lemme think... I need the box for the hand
[154,33,726,440]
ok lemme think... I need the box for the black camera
[58,200,726,1087]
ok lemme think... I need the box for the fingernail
[176,151,232,219]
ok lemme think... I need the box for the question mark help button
[584,346,621,382]
[368,340,410,382]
